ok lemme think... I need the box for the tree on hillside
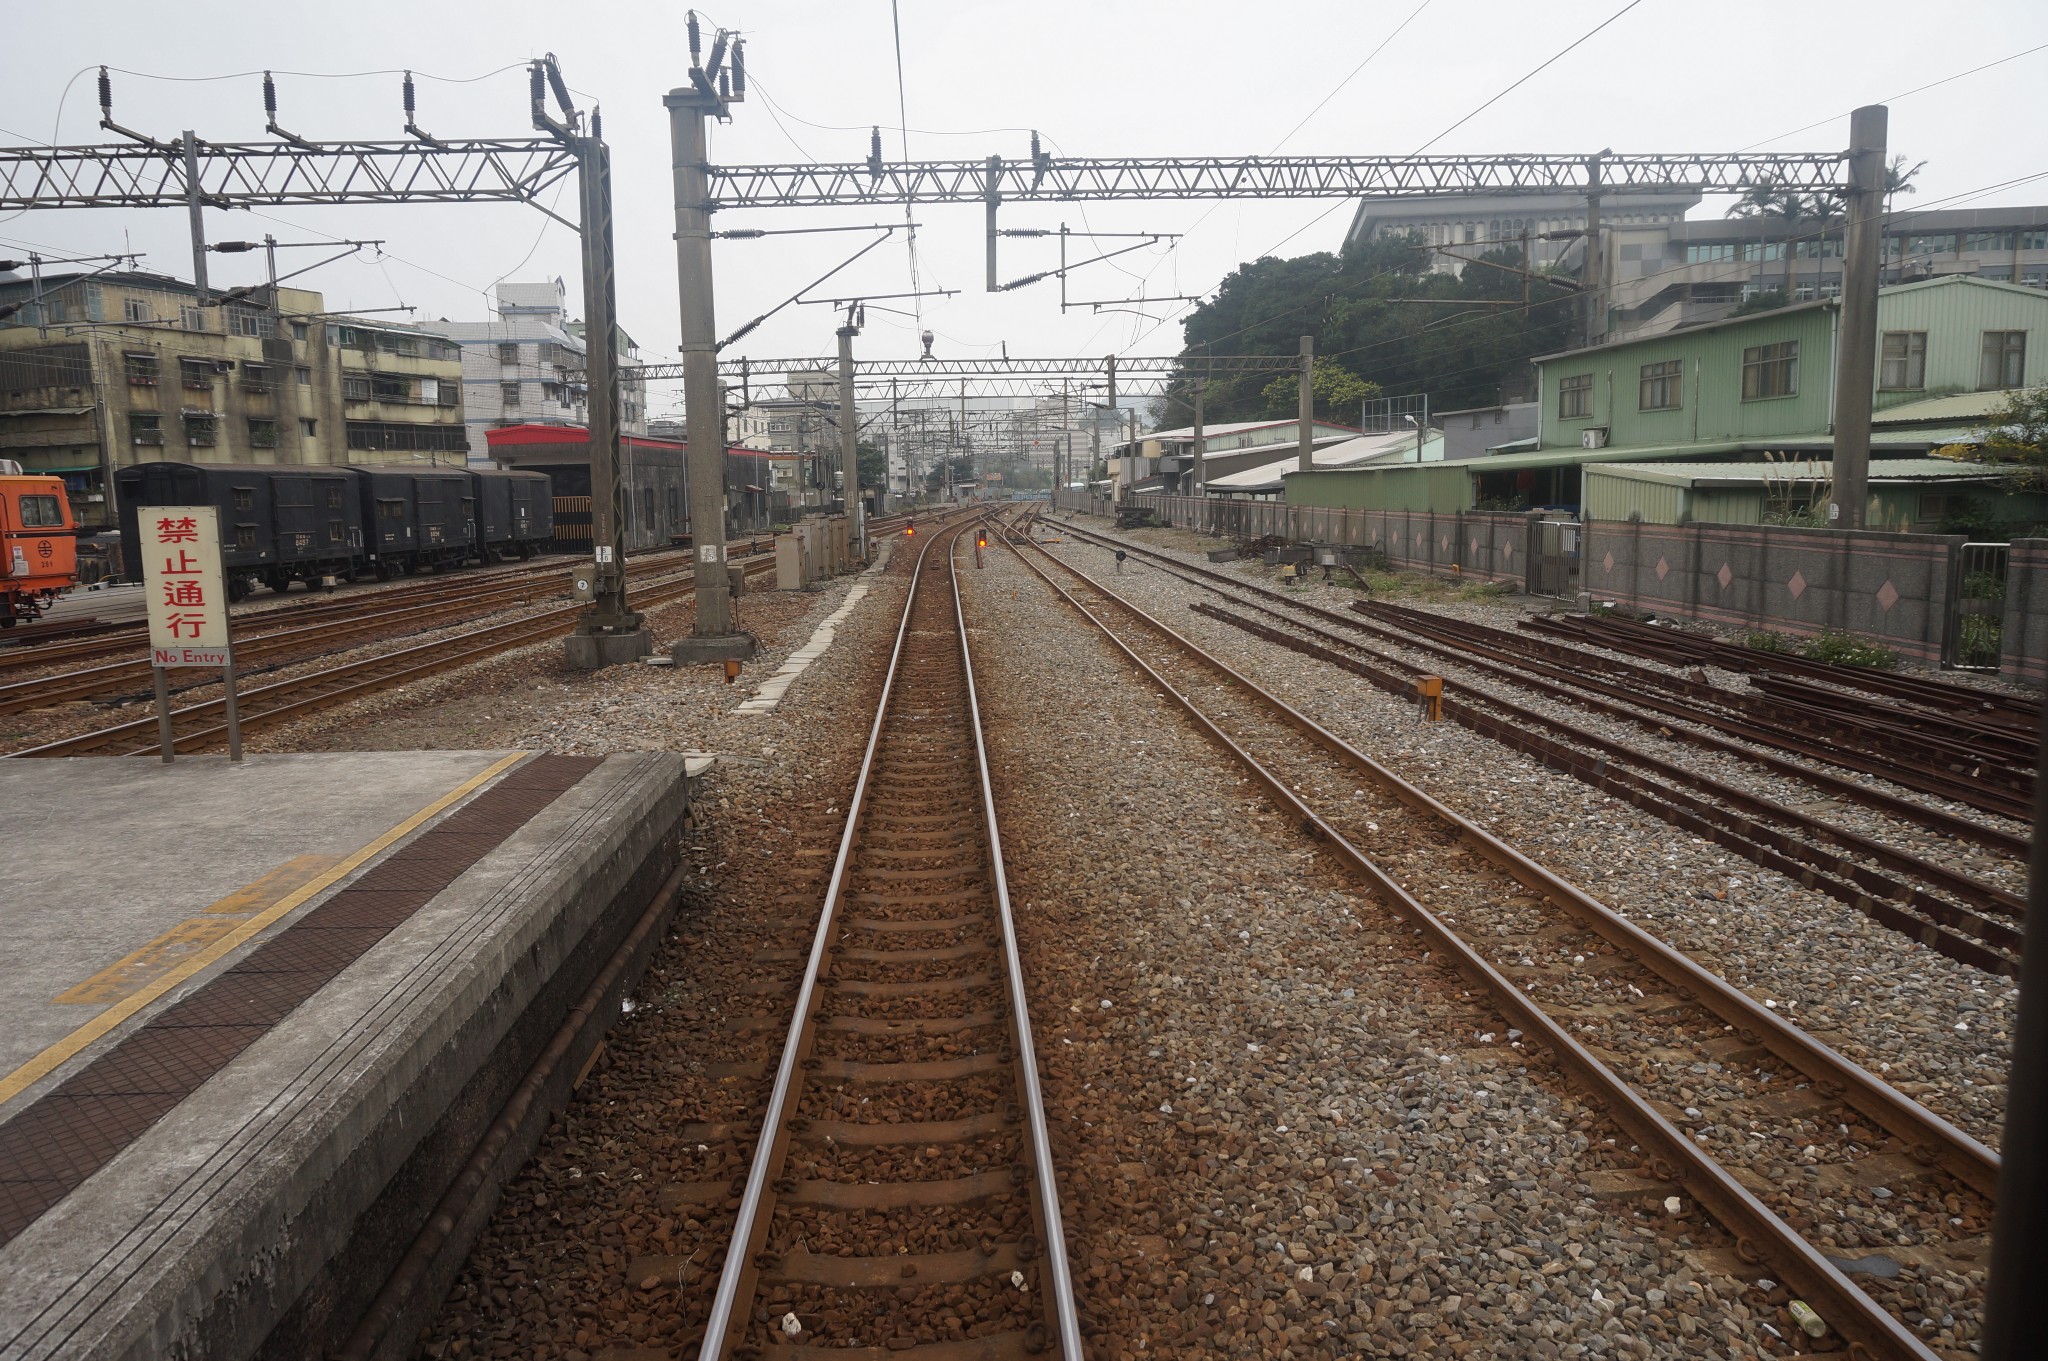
[1259,358,1381,423]
[1161,231,1576,425]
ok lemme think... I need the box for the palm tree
[1882,156,1926,277]
[1727,179,1836,300]
[1884,155,1927,218]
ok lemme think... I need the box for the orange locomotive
[0,469,77,627]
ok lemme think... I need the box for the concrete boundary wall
[1583,520,1962,665]
[2000,538,2048,684]
[1050,490,2048,683]
[1120,494,1538,586]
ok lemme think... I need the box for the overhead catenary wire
[1738,42,2048,152]
[887,0,927,327]
[1115,0,1654,357]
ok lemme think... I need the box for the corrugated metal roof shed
[1870,391,2009,424]
[1205,429,1440,492]
[1588,458,2012,488]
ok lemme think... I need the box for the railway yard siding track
[1004,515,2007,1358]
[3,550,778,758]
[1040,521,2028,979]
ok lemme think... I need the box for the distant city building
[1345,190,1702,274]
[0,269,465,531]
[422,279,646,465]
[1347,191,2048,344]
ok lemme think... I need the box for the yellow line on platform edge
[0,751,529,1108]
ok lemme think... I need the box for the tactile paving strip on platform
[0,754,601,1246]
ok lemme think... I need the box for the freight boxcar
[0,469,78,626]
[471,468,553,560]
[353,466,475,578]
[264,466,365,590]
[116,462,280,601]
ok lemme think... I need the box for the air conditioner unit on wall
[1582,427,1609,449]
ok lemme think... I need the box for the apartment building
[1345,190,1703,273]
[1606,207,2048,339]
[425,279,646,465]
[0,269,464,531]
[1347,188,2048,344]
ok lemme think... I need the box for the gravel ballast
[958,537,1783,1360]
[1038,515,2016,1156]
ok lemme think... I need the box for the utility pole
[1829,105,1887,532]
[181,131,208,306]
[1297,335,1315,473]
[664,24,754,664]
[1583,152,1605,349]
[837,306,864,558]
[566,120,648,666]
[1192,381,1206,499]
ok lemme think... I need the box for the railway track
[1039,517,2028,972]
[0,548,643,678]
[4,553,779,759]
[0,543,768,716]
[691,515,1083,1359]
[1370,601,2033,823]
[1000,520,1995,1361]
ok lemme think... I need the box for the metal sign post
[140,505,240,763]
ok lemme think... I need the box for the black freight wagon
[267,466,365,590]
[116,461,281,601]
[470,468,553,560]
[354,466,475,578]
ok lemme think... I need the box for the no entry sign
[141,507,230,667]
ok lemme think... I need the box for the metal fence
[1051,490,2048,681]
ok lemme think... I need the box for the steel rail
[1367,599,2035,821]
[0,549,681,676]
[0,572,572,714]
[1005,526,1999,1191]
[4,556,775,758]
[998,522,1954,1361]
[1192,598,2022,974]
[1025,518,2030,967]
[952,521,1087,1361]
[0,542,720,703]
[1051,517,2030,859]
[692,515,1083,1358]
[691,530,929,1360]
[1532,610,2042,728]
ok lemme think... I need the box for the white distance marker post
[140,506,242,763]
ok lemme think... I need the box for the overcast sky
[5,0,2045,417]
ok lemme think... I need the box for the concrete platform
[0,749,710,1361]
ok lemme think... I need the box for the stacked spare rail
[1001,516,2000,1359]
[692,516,1084,1359]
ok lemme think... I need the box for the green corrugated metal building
[1537,275,2046,451]
[1285,275,2046,515]
[1581,458,2043,530]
